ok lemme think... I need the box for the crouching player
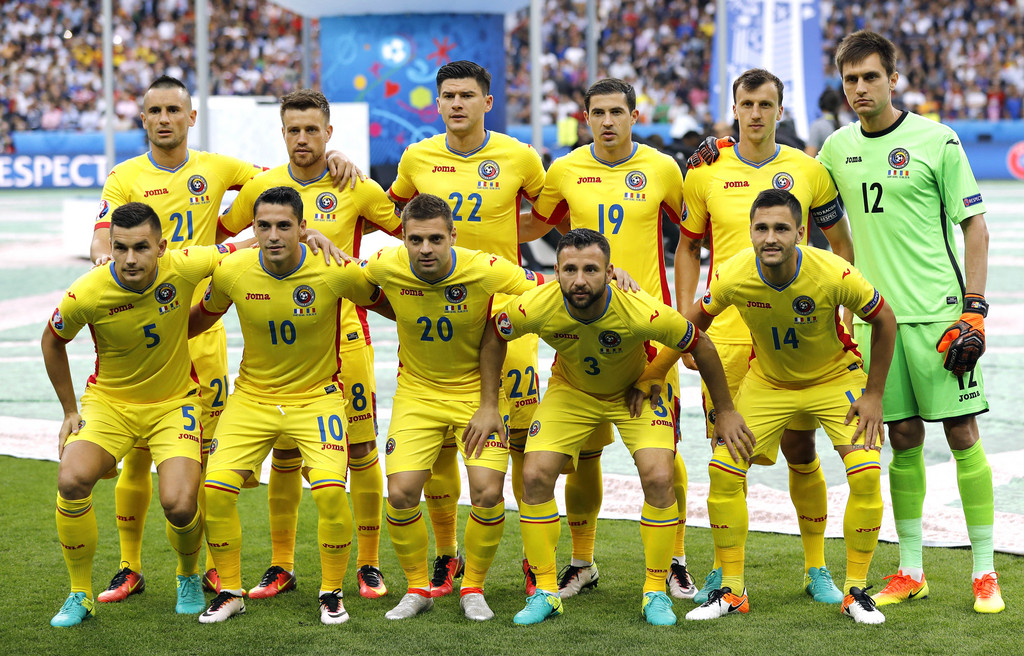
[645,189,897,624]
[190,186,391,624]
[42,202,238,626]
[468,228,749,626]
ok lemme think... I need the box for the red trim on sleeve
[533,200,569,226]
[863,296,886,321]
[225,242,237,253]
[388,187,415,204]
[534,271,545,285]
[679,224,703,240]
[661,201,681,225]
[217,217,240,239]
[48,323,72,343]
[93,222,110,231]
[699,303,715,317]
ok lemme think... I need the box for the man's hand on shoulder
[686,136,735,170]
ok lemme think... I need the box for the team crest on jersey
[529,420,541,437]
[496,311,513,337]
[293,284,315,307]
[625,170,647,191]
[444,284,468,303]
[772,172,794,191]
[599,330,622,349]
[51,308,64,330]
[888,148,910,169]
[96,199,110,220]
[385,438,396,455]
[478,160,500,181]
[707,408,716,425]
[316,192,338,212]
[154,283,177,304]
[793,295,815,316]
[209,438,218,456]
[187,174,208,195]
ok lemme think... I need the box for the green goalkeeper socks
[953,441,995,573]
[889,445,925,569]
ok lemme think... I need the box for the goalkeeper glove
[686,136,735,170]
[936,293,988,376]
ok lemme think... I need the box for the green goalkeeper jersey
[818,111,986,324]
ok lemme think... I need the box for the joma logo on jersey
[321,443,345,451]
[845,156,862,163]
[108,303,134,315]
[747,301,772,309]
[143,188,168,198]
[245,293,270,300]
[178,432,199,443]
[400,289,424,296]
[723,180,750,189]
[576,176,602,184]
[553,332,578,340]
[432,165,456,173]
[651,419,673,427]
[515,398,538,408]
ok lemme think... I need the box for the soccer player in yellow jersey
[469,228,749,626]
[360,194,543,622]
[218,89,401,600]
[678,68,856,605]
[652,189,896,624]
[190,186,390,625]
[387,61,547,596]
[88,75,356,600]
[525,78,695,599]
[43,202,236,627]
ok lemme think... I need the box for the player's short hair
[145,75,191,107]
[279,88,330,122]
[585,78,636,112]
[750,188,803,227]
[402,193,453,231]
[110,202,161,235]
[732,68,784,105]
[835,30,898,77]
[555,228,611,264]
[436,60,491,95]
[253,186,303,223]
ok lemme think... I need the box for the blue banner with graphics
[319,13,506,167]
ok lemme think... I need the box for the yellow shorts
[724,366,869,466]
[384,395,510,475]
[526,378,676,470]
[208,392,350,477]
[502,333,541,430]
[701,342,818,439]
[68,388,202,466]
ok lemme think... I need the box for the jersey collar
[755,246,802,291]
[109,261,159,294]
[445,131,490,158]
[409,248,458,284]
[147,149,190,173]
[589,143,638,168]
[859,110,908,138]
[259,244,307,279]
[733,144,780,169]
[562,285,613,324]
[287,165,329,186]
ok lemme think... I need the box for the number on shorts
[210,376,228,408]
[317,414,345,442]
[350,383,367,412]
[182,405,197,431]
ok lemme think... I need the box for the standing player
[471,228,748,626]
[218,89,401,600]
[89,75,356,600]
[526,79,695,599]
[819,31,1002,613]
[386,60,547,597]
[43,202,235,626]
[190,186,390,624]
[678,68,855,604]
[360,194,543,621]
[656,189,896,624]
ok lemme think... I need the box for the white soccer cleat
[684,587,749,621]
[198,591,245,624]
[557,562,599,599]
[319,589,349,625]
[841,587,885,624]
[460,589,495,621]
[667,562,697,599]
[385,591,433,620]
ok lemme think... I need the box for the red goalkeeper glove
[686,136,735,170]
[936,293,987,376]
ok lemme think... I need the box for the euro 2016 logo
[497,311,514,337]
[625,170,647,191]
[793,295,816,316]
[317,192,338,212]
[187,175,208,195]
[478,160,500,180]
[154,283,177,304]
[51,308,64,330]
[444,284,468,303]
[772,172,794,191]
[96,199,110,220]
[293,285,315,307]
[888,148,910,169]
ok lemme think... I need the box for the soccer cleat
[198,591,245,623]
[429,552,465,598]
[50,592,94,627]
[523,557,537,596]
[175,574,206,614]
[693,567,722,604]
[841,586,885,624]
[248,565,297,599]
[973,572,1005,614]
[97,565,145,603]
[641,591,677,626]
[871,571,929,606]
[557,562,599,599]
[385,591,434,620]
[202,568,221,593]
[805,566,843,604]
[357,564,388,599]
[319,589,349,625]
[685,587,749,620]
[667,562,697,599]
[513,591,563,625]
[460,588,495,621]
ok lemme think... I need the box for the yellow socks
[56,493,97,598]
[640,502,677,594]
[565,450,602,563]
[166,508,202,577]
[789,456,827,571]
[708,456,750,592]
[309,470,353,591]
[348,448,383,568]
[842,449,882,592]
[203,471,246,591]
[114,446,152,573]
[520,499,561,593]
[386,501,430,589]
[424,441,460,558]
[672,451,688,559]
[462,501,505,590]
[268,455,303,570]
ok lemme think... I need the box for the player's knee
[56,467,96,501]
[707,463,746,498]
[522,468,557,502]
[162,497,198,526]
[386,483,421,509]
[468,486,503,508]
[944,416,980,451]
[780,430,817,464]
[348,441,375,460]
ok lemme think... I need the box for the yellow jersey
[531,143,683,304]
[681,144,842,344]
[49,245,230,403]
[201,246,383,404]
[360,245,542,400]
[495,283,699,399]
[701,246,885,389]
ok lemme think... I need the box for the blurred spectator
[806,87,842,156]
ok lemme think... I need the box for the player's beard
[564,285,603,310]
